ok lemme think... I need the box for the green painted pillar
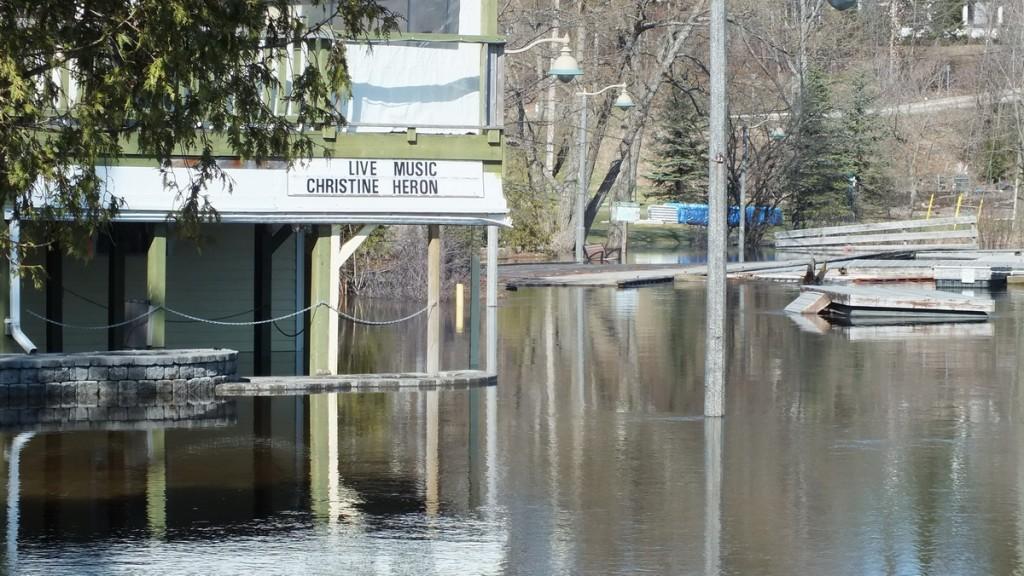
[309,225,331,376]
[0,219,12,354]
[146,225,166,348]
[45,244,63,352]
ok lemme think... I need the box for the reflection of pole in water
[576,288,585,408]
[146,429,167,540]
[7,432,35,573]
[485,384,498,514]
[426,390,440,517]
[310,393,361,532]
[704,418,723,576]
[326,393,340,533]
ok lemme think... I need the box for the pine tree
[646,88,709,204]
[788,69,851,229]
[834,73,894,220]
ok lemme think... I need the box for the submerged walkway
[501,262,699,289]
[217,370,497,396]
[500,260,827,288]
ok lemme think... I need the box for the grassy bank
[587,206,699,249]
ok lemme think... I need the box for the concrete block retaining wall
[0,349,238,428]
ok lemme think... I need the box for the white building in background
[961,2,1004,39]
[894,1,1005,40]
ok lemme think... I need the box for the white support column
[327,224,378,377]
[327,226,341,376]
[486,225,498,373]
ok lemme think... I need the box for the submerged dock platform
[786,285,994,319]
[216,370,497,396]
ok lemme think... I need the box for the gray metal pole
[738,125,748,263]
[705,0,728,418]
[486,225,498,373]
[575,95,588,264]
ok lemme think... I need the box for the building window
[379,0,460,34]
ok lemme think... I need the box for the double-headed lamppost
[705,0,854,417]
[575,84,635,263]
[491,35,582,370]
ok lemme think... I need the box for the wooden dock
[786,311,992,339]
[787,285,994,319]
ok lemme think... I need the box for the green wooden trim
[147,224,166,348]
[486,129,501,145]
[406,127,417,144]
[483,161,502,174]
[308,225,331,376]
[479,44,487,125]
[113,131,504,163]
[481,0,499,36]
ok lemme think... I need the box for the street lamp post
[738,125,749,263]
[505,34,583,80]
[574,84,635,263]
[491,35,584,372]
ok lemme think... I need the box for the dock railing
[774,216,978,255]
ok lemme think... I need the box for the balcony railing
[48,36,504,138]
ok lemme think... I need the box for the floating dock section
[786,285,994,319]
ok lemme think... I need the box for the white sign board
[34,159,508,225]
[287,159,483,198]
[611,201,641,223]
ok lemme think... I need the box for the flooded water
[3,280,1024,575]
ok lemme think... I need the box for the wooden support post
[45,244,63,352]
[147,225,166,349]
[954,193,964,229]
[254,224,272,375]
[107,227,126,351]
[309,225,332,376]
[427,225,441,375]
[926,193,935,220]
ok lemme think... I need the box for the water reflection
[1,283,1024,574]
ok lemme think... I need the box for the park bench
[583,243,621,264]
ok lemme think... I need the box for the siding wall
[20,224,301,377]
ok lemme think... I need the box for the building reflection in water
[3,284,1024,574]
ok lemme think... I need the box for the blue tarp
[665,203,783,227]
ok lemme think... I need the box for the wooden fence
[774,216,978,254]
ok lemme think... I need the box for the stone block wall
[0,349,238,429]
